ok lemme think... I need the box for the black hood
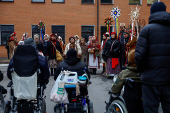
[149,11,170,25]
[64,57,80,66]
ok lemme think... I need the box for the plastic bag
[50,74,69,104]
[12,71,37,100]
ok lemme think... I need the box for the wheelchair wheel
[108,100,128,113]
[42,98,46,113]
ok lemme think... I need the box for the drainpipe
[97,0,99,41]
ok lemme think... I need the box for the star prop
[128,6,140,21]
[111,6,121,19]
[38,21,45,30]
[104,18,113,26]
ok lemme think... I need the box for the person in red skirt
[102,32,121,78]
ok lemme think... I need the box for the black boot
[51,68,54,76]
[54,68,57,75]
[93,69,96,75]
[101,66,105,74]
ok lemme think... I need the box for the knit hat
[150,2,166,14]
[69,36,75,41]
[24,38,36,48]
[111,32,117,39]
[50,33,55,38]
[66,49,77,58]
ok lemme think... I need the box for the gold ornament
[128,6,140,21]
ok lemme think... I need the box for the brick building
[0,0,168,58]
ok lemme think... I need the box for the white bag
[11,71,37,100]
[50,74,69,104]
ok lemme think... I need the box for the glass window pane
[32,25,45,39]
[82,33,94,42]
[1,25,14,31]
[129,0,140,4]
[1,33,11,45]
[52,25,65,43]
[100,26,112,41]
[1,0,14,1]
[52,0,64,2]
[147,0,157,4]
[32,0,44,2]
[101,0,112,3]
[82,0,94,4]
[81,26,94,42]
[82,26,94,33]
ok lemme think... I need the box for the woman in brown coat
[8,32,18,60]
[80,37,88,65]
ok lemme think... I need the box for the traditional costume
[80,38,88,65]
[8,32,18,60]
[88,36,100,75]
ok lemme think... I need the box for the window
[147,0,158,5]
[52,0,64,3]
[100,26,113,41]
[52,25,65,43]
[82,0,94,4]
[129,0,141,5]
[32,25,45,39]
[81,26,95,42]
[0,0,14,1]
[101,0,113,4]
[0,25,14,45]
[31,0,45,3]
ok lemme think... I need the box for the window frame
[0,24,14,46]
[147,0,159,5]
[81,0,95,4]
[31,25,46,39]
[0,0,14,2]
[101,0,114,5]
[31,0,45,3]
[129,0,142,5]
[81,25,95,42]
[51,25,66,43]
[51,0,65,3]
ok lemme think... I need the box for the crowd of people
[3,1,170,113]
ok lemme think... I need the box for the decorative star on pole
[128,6,140,21]
[104,17,113,26]
[110,6,121,19]
[38,21,45,30]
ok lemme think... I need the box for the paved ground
[0,65,163,113]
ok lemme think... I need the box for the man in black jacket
[135,2,170,113]
[54,49,90,80]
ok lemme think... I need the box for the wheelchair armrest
[7,81,12,87]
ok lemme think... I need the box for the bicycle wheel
[108,100,128,113]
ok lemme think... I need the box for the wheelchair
[105,78,143,113]
[0,86,7,113]
[54,69,94,113]
[5,45,47,113]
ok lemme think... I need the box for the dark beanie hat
[150,2,166,14]
[69,36,75,41]
[66,49,77,58]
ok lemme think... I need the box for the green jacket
[111,66,140,94]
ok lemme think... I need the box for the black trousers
[142,84,170,113]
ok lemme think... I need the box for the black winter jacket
[54,57,90,80]
[47,41,62,59]
[103,39,121,59]
[36,42,43,52]
[135,11,170,85]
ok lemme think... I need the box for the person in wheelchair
[6,38,50,113]
[54,49,90,96]
[7,38,50,85]
[111,49,143,113]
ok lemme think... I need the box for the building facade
[0,0,168,57]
